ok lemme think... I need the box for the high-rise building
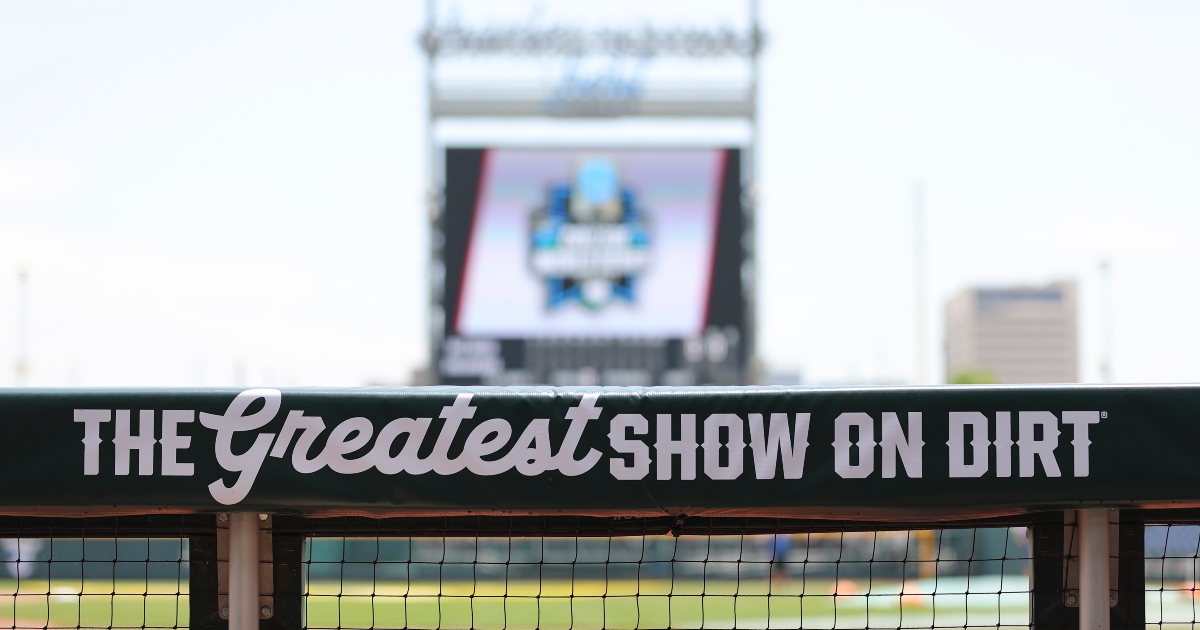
[944,282,1078,384]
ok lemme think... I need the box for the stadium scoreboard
[433,147,750,386]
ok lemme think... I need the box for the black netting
[5,511,1195,629]
[0,519,197,630]
[1147,523,1200,629]
[297,528,1031,630]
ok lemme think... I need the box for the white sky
[0,1,1198,387]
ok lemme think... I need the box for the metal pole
[228,512,260,630]
[913,183,929,384]
[15,266,29,386]
[748,0,760,385]
[1078,508,1110,630]
[1099,258,1113,383]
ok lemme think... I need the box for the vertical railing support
[1111,513,1144,630]
[1079,508,1111,630]
[1031,515,1075,630]
[269,520,305,630]
[189,529,223,630]
[229,513,260,630]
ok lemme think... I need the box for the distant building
[944,282,1078,384]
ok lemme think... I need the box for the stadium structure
[419,0,761,387]
[0,5,1186,630]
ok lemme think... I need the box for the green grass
[304,579,1031,629]
[0,580,186,629]
[0,577,1036,629]
[305,585,823,629]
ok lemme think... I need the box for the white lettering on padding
[833,412,875,479]
[748,413,810,479]
[199,389,280,505]
[74,409,110,476]
[656,414,697,480]
[1018,411,1061,478]
[881,412,922,478]
[161,410,194,476]
[948,412,989,478]
[609,414,650,480]
[702,414,745,480]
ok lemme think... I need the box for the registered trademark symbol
[1101,411,1108,418]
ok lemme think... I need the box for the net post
[1110,512,1144,630]
[1031,512,1077,630]
[266,523,305,630]
[229,512,261,630]
[1078,508,1111,630]
[190,524,225,630]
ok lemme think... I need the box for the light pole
[914,183,929,384]
[15,266,28,387]
[1099,258,1113,383]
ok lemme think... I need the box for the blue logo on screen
[530,159,651,310]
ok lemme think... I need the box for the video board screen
[438,147,746,386]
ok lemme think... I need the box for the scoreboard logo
[529,158,651,310]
